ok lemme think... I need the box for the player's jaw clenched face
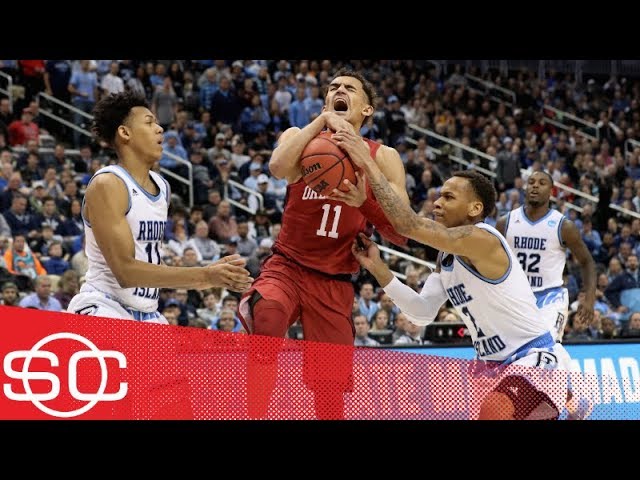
[526,172,552,207]
[125,107,165,160]
[325,76,372,126]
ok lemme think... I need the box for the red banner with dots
[0,306,615,420]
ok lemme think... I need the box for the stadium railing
[464,73,517,108]
[541,104,599,141]
[226,179,263,216]
[36,92,194,208]
[37,91,93,139]
[378,245,435,280]
[407,124,640,220]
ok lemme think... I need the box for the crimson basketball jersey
[276,139,390,275]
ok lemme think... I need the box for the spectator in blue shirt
[288,85,311,128]
[605,254,640,315]
[18,275,62,311]
[581,217,602,256]
[68,60,98,147]
[240,95,271,142]
[160,131,188,170]
[42,241,69,275]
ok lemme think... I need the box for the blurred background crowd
[0,59,639,346]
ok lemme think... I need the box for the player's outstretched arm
[269,111,353,182]
[351,233,446,326]
[562,218,597,323]
[346,152,500,256]
[85,174,253,292]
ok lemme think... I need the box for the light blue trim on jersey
[124,308,162,321]
[521,206,554,226]
[82,171,131,228]
[454,229,512,285]
[557,215,566,248]
[501,331,554,365]
[94,288,161,321]
[160,175,171,204]
[114,165,163,202]
[534,286,566,308]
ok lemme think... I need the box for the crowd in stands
[1,59,639,345]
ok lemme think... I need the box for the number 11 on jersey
[316,203,342,238]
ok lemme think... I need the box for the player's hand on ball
[351,233,382,271]
[208,254,253,292]
[331,130,372,169]
[329,171,367,207]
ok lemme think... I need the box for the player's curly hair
[329,68,378,107]
[91,91,149,147]
[453,169,497,218]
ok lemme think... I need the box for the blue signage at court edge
[394,342,640,420]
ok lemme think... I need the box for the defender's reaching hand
[207,254,253,292]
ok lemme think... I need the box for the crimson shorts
[239,253,355,345]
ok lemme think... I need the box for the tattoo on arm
[368,173,421,233]
[369,174,476,245]
[447,225,475,240]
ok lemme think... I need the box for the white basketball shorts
[67,290,168,325]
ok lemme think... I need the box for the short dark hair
[453,170,497,218]
[328,69,377,107]
[92,91,149,147]
[530,170,554,185]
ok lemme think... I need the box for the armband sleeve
[383,273,447,326]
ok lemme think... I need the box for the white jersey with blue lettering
[503,206,569,341]
[504,206,566,293]
[439,222,551,362]
[80,165,170,313]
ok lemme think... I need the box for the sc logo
[3,332,127,418]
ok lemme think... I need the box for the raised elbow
[268,157,286,180]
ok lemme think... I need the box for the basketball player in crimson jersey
[238,69,410,419]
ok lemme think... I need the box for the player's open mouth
[334,98,348,112]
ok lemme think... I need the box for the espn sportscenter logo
[3,332,127,418]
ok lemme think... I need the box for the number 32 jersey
[503,206,566,292]
[275,139,392,276]
[438,222,548,361]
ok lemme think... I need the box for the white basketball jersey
[439,223,548,361]
[82,165,170,312]
[504,206,566,292]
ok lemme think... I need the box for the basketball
[300,131,357,195]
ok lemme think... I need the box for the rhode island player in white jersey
[67,91,253,323]
[346,164,570,419]
[496,170,596,418]
[496,170,596,342]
